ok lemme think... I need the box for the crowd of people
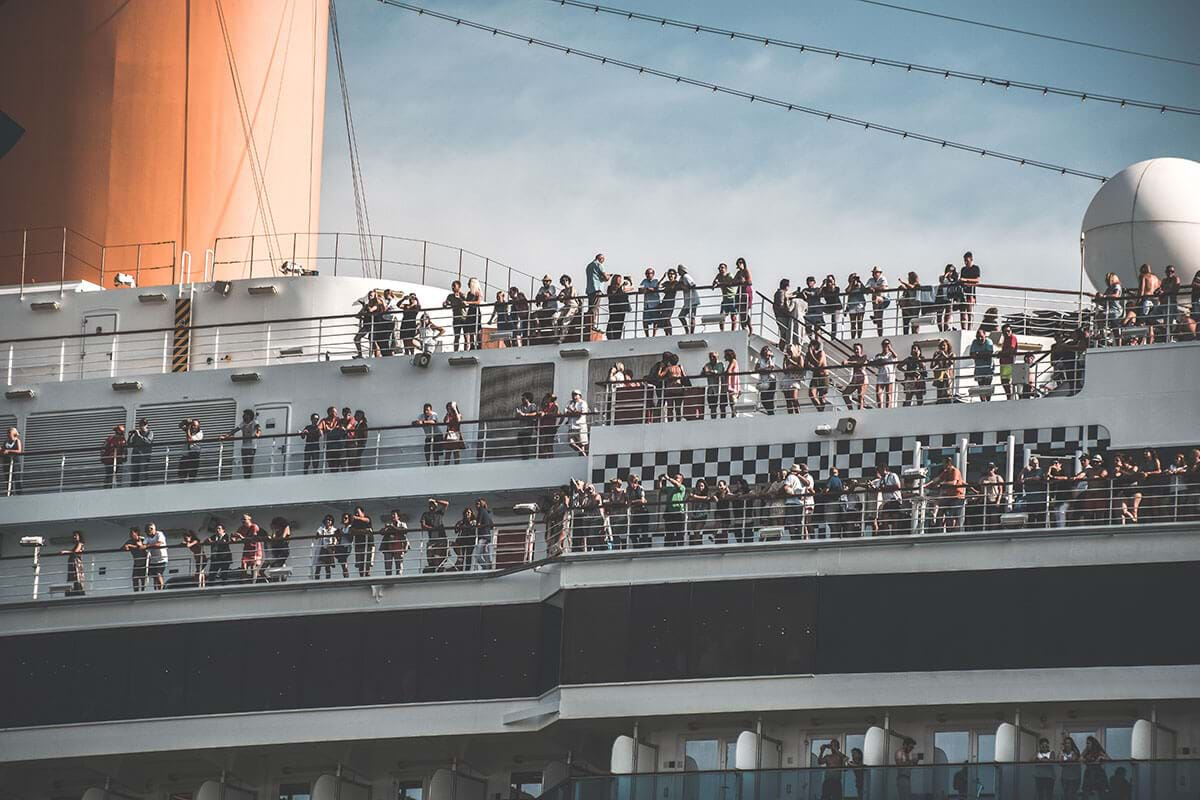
[45,444,1200,595]
[1094,263,1200,345]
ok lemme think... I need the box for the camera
[178,419,192,431]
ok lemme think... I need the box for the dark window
[561,585,630,684]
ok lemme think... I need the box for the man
[299,413,322,474]
[700,351,727,419]
[895,737,918,800]
[1158,264,1180,342]
[100,424,127,489]
[772,279,797,348]
[658,473,687,546]
[121,526,148,592]
[585,253,608,335]
[473,499,494,569]
[783,464,810,540]
[204,523,234,585]
[604,478,629,549]
[866,267,889,338]
[639,268,661,338]
[628,474,649,548]
[712,263,738,331]
[969,329,995,401]
[420,498,450,572]
[378,509,409,576]
[980,462,1005,530]
[534,275,559,344]
[800,276,823,337]
[804,339,830,411]
[178,418,204,482]
[233,513,263,582]
[221,409,261,479]
[1137,263,1161,341]
[378,288,398,356]
[959,251,981,328]
[823,467,846,538]
[570,480,605,552]
[443,281,469,351]
[676,265,699,334]
[564,389,590,456]
[926,457,967,532]
[1017,456,1046,525]
[144,521,168,590]
[818,739,849,800]
[997,323,1019,400]
[873,463,904,535]
[1,426,22,495]
[127,418,154,487]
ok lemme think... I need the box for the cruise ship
[2,3,1199,800]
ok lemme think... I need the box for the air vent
[230,372,261,383]
[4,389,34,400]
[30,301,60,312]
[558,348,589,359]
[138,292,168,304]
[340,363,370,375]
[448,356,478,367]
[247,285,278,296]
[677,339,708,349]
[111,381,143,392]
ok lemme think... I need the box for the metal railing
[0,413,586,497]
[547,759,1195,800]
[0,226,176,295]
[4,474,1195,604]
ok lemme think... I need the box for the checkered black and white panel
[590,425,1110,485]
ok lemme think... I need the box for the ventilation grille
[23,407,128,492]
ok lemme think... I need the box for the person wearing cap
[872,463,904,535]
[627,474,650,548]
[585,254,608,335]
[128,417,155,487]
[979,462,1005,530]
[534,274,559,344]
[420,498,450,573]
[1076,454,1111,524]
[783,463,814,540]
[676,264,699,334]
[101,423,128,488]
[604,478,629,549]
[866,267,890,338]
[564,389,590,455]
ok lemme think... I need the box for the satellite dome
[1081,157,1200,291]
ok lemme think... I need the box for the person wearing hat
[627,474,650,548]
[128,417,155,487]
[979,462,1005,531]
[101,423,128,489]
[534,274,558,344]
[585,253,608,335]
[676,264,699,334]
[604,477,629,549]
[565,389,590,455]
[784,463,813,540]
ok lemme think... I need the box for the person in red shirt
[101,424,127,489]
[926,457,967,533]
[233,513,263,582]
[998,323,1019,400]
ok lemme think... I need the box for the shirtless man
[818,740,850,800]
[804,340,830,411]
[1137,264,1162,342]
[895,737,919,800]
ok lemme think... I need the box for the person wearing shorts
[998,323,1018,400]
[144,522,168,590]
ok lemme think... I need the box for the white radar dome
[1081,157,1200,291]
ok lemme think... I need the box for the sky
[318,0,1200,293]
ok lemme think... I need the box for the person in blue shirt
[969,329,995,401]
[585,254,608,335]
[639,267,661,337]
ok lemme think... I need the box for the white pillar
[863,726,889,766]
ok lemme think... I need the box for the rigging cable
[215,0,282,267]
[330,0,378,278]
[375,0,1108,182]
[542,0,1200,116]
[849,0,1200,69]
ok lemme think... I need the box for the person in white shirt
[872,464,904,535]
[676,265,699,334]
[784,463,814,540]
[145,521,168,590]
[866,267,890,338]
[874,339,899,409]
[314,514,339,579]
[565,389,590,455]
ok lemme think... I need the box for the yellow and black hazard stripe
[172,298,192,372]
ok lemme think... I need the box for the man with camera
[657,473,687,546]
[817,739,850,800]
[128,418,154,487]
[177,419,204,482]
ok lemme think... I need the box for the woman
[724,348,741,416]
[1081,736,1110,800]
[897,271,923,334]
[350,409,369,470]
[465,277,484,350]
[783,344,805,414]
[844,273,867,340]
[1136,448,1163,522]
[266,517,292,581]
[819,274,843,338]
[931,339,955,404]
[182,530,206,589]
[1033,738,1056,800]
[1079,455,1111,524]
[900,343,927,407]
[441,401,464,466]
[841,342,868,410]
[398,293,421,354]
[336,512,353,578]
[937,264,962,332]
[1166,452,1189,521]
[489,290,513,346]
[1113,454,1142,523]
[657,268,679,336]
[606,274,631,340]
[803,340,830,411]
[734,257,753,331]
[1060,736,1082,800]
[61,530,85,595]
[453,507,478,571]
[754,345,777,415]
[1097,271,1124,331]
[315,515,339,580]
[660,353,686,422]
[874,339,898,409]
[557,274,583,342]
[686,479,712,545]
[538,393,560,458]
